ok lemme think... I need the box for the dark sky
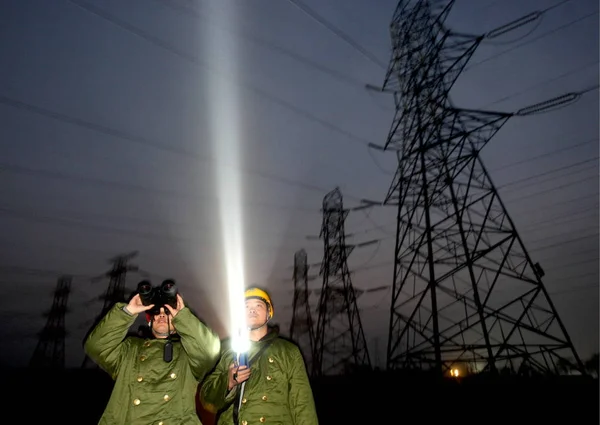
[0,0,597,369]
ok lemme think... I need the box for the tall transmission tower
[81,251,139,368]
[29,275,72,369]
[312,188,371,376]
[289,249,316,371]
[369,0,584,375]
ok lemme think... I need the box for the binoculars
[137,279,178,314]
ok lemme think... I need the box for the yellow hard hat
[245,287,273,319]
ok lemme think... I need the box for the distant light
[451,368,460,377]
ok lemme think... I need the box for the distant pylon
[312,188,372,376]
[29,275,72,369]
[374,0,584,376]
[289,249,315,372]
[81,251,139,368]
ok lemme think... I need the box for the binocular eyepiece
[137,279,178,314]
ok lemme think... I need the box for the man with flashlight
[200,286,319,424]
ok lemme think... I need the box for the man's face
[245,298,269,328]
[151,307,175,337]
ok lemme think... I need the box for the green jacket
[200,328,319,425]
[84,302,221,425]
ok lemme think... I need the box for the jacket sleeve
[199,350,238,413]
[172,307,221,380]
[83,302,136,379]
[288,347,319,425]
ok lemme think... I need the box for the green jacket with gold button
[84,302,221,425]
[200,328,319,425]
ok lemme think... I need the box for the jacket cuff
[113,302,138,322]
[122,305,134,316]
[172,306,191,322]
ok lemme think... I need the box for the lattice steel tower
[374,0,583,375]
[29,275,72,369]
[289,249,316,372]
[81,251,139,368]
[312,188,371,376]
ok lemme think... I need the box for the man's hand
[126,294,155,315]
[165,294,185,318]
[228,363,251,391]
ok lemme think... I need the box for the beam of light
[205,2,249,355]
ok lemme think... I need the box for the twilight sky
[0,0,597,369]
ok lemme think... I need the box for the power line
[360,281,599,311]
[510,192,598,216]
[0,265,92,280]
[525,226,599,249]
[7,4,597,254]
[519,207,598,233]
[282,0,387,69]
[1,135,593,257]
[497,157,598,190]
[367,70,599,173]
[18,143,594,259]
[0,205,311,250]
[64,0,372,149]
[502,164,597,195]
[157,0,367,88]
[479,60,599,108]
[482,0,574,45]
[541,247,599,265]
[465,9,598,72]
[0,160,322,214]
[345,186,598,245]
[345,241,600,278]
[529,232,599,253]
[37,1,600,204]
[0,238,178,273]
[468,0,571,13]
[488,137,598,172]
[0,93,365,202]
[353,146,598,238]
[0,206,193,243]
[503,174,597,203]
[549,284,598,296]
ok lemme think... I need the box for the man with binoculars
[84,279,221,425]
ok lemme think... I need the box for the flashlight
[237,351,248,367]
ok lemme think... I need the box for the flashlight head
[237,351,248,367]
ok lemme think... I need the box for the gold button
[170,372,177,379]
[260,417,265,423]
[268,357,274,363]
[137,376,143,382]
[158,422,164,425]
[163,394,170,401]
[262,395,267,401]
[241,398,247,404]
[242,421,248,425]
[140,355,147,361]
[133,398,140,405]
[144,341,151,347]
[266,375,272,380]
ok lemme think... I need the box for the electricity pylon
[81,251,139,368]
[369,0,584,376]
[312,188,372,376]
[289,249,316,372]
[29,275,72,369]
